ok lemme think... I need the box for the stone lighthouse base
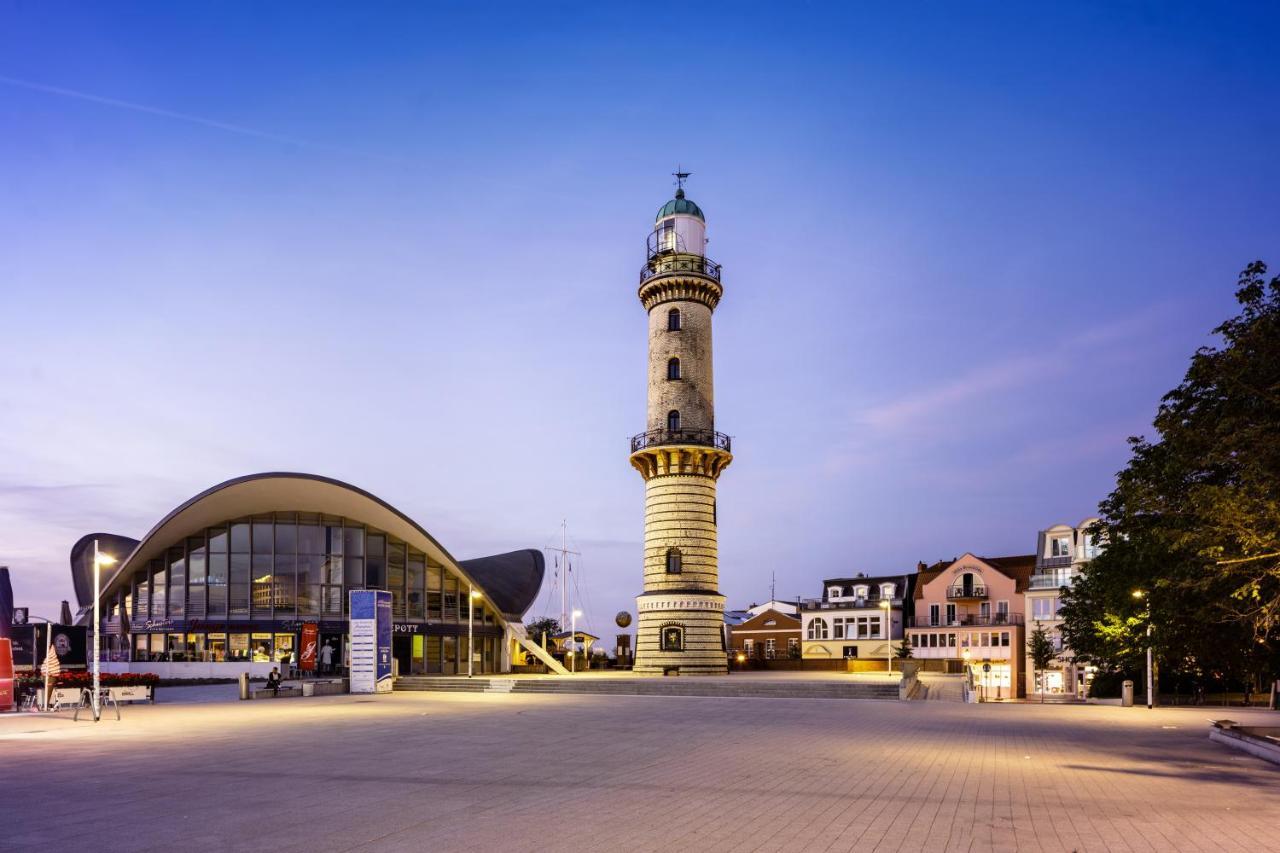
[632,591,728,676]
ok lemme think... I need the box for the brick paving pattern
[2,691,1277,852]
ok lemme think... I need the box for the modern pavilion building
[72,473,557,678]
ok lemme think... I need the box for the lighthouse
[629,172,732,675]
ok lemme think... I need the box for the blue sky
[2,2,1278,633]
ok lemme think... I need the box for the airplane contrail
[0,74,413,165]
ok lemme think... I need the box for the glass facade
[106,511,504,671]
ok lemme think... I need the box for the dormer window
[1050,536,1071,558]
[827,586,843,599]
[880,583,895,599]
[853,585,869,600]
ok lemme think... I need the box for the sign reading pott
[349,591,393,694]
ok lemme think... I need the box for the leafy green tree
[1060,262,1280,694]
[525,617,561,646]
[1027,622,1057,703]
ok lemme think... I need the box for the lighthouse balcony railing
[630,428,731,454]
[640,253,722,284]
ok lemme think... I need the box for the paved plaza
[2,690,1278,852]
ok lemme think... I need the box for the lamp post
[880,598,892,676]
[1132,589,1152,709]
[571,608,582,673]
[91,540,117,721]
[962,648,973,701]
[467,587,482,677]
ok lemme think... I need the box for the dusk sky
[2,3,1278,636]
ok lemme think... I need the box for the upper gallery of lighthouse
[649,171,707,259]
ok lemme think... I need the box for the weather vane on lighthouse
[672,166,691,194]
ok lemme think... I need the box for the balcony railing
[909,613,1024,628]
[946,585,987,600]
[640,253,722,284]
[799,597,902,611]
[1028,573,1074,590]
[631,428,731,454]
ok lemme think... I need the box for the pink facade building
[906,553,1035,700]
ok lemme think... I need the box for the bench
[251,685,303,700]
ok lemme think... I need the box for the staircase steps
[395,676,899,700]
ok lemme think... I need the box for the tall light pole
[571,608,582,673]
[92,540,117,722]
[880,598,892,676]
[467,587,481,677]
[1133,589,1152,709]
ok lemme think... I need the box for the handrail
[640,253,722,284]
[946,585,988,599]
[908,613,1024,628]
[631,428,731,453]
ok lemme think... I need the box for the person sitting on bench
[265,667,282,696]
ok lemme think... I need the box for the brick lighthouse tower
[629,172,732,675]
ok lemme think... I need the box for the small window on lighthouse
[665,548,682,574]
[667,410,680,433]
[668,308,681,331]
[667,358,680,380]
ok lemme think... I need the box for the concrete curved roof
[85,472,543,622]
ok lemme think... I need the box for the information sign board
[349,591,393,694]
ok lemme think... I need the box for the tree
[525,617,561,647]
[1027,622,1057,703]
[894,638,913,659]
[1061,262,1280,693]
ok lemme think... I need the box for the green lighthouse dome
[655,188,705,222]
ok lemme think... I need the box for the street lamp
[92,540,117,721]
[962,648,974,701]
[571,608,582,673]
[880,598,892,676]
[1132,589,1152,709]
[467,587,482,677]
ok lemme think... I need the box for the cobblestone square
[2,692,1278,852]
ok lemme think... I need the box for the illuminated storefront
[72,473,544,678]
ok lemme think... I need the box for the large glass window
[366,534,386,590]
[274,633,295,667]
[273,554,297,616]
[442,635,457,675]
[229,633,250,661]
[443,574,459,622]
[407,554,425,620]
[151,562,166,619]
[297,555,322,615]
[252,555,273,616]
[208,530,228,617]
[427,562,443,620]
[425,635,442,674]
[187,538,206,619]
[229,554,250,617]
[207,633,227,662]
[388,542,406,618]
[252,521,273,555]
[250,634,272,662]
[167,548,186,620]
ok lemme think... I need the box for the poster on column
[299,622,318,673]
[349,590,393,694]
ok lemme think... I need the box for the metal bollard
[238,672,249,701]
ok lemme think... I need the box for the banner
[349,590,393,694]
[299,623,318,672]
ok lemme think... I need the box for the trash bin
[1121,679,1134,707]
[302,682,315,697]
[238,672,250,701]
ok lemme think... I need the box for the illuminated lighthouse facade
[629,174,732,675]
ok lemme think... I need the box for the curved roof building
[77,473,550,677]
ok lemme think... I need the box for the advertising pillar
[349,590,393,694]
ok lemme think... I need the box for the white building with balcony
[799,573,914,663]
[1024,518,1102,697]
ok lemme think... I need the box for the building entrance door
[392,635,413,677]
